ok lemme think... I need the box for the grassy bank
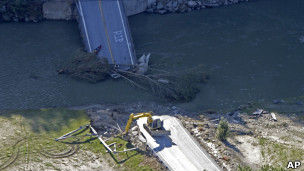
[0,108,156,170]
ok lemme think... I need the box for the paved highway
[76,0,136,69]
[137,116,222,171]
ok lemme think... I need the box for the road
[76,0,136,69]
[137,116,222,171]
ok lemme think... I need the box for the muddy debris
[58,51,111,83]
[59,50,208,102]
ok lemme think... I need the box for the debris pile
[87,108,128,137]
[118,65,207,102]
[87,108,153,151]
[58,50,111,83]
[59,51,208,102]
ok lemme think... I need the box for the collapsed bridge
[76,0,137,70]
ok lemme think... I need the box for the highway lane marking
[76,0,92,52]
[98,0,116,64]
[174,118,221,171]
[113,30,124,43]
[153,116,221,171]
[116,0,135,65]
[137,118,172,170]
[138,117,197,171]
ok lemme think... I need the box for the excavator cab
[144,118,170,137]
[150,119,163,130]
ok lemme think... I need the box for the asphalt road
[137,116,222,171]
[76,0,136,68]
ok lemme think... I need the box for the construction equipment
[124,112,170,137]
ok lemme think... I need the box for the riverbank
[0,108,164,171]
[180,101,304,170]
[146,0,249,14]
[0,0,250,22]
[2,99,303,170]
[71,100,304,170]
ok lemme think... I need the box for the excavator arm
[123,112,153,135]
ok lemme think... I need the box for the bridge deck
[76,0,136,69]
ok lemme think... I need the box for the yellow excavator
[123,112,170,137]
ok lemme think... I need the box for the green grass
[258,137,304,169]
[237,165,253,171]
[0,108,155,171]
[238,165,286,171]
[260,165,286,171]
[5,108,89,133]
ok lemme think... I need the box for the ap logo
[287,161,301,169]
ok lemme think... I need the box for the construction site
[1,0,304,170]
[1,100,304,171]
[0,104,222,171]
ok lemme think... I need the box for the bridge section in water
[76,0,137,69]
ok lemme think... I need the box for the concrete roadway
[76,0,136,68]
[137,116,222,171]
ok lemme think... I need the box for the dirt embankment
[2,101,303,171]
[71,101,304,170]
[0,108,165,171]
[178,103,304,171]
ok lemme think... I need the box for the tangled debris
[117,66,208,102]
[57,50,111,83]
[58,50,208,102]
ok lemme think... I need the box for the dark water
[1,0,304,111]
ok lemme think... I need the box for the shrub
[238,165,252,171]
[216,117,229,141]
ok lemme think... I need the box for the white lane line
[174,118,221,171]
[137,118,172,170]
[116,0,134,65]
[77,0,92,52]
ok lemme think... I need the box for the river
[0,0,304,111]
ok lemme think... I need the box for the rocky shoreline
[0,0,75,22]
[147,0,249,14]
[0,0,43,22]
[0,0,250,23]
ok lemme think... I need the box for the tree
[216,117,229,141]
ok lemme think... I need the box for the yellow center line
[98,0,115,64]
